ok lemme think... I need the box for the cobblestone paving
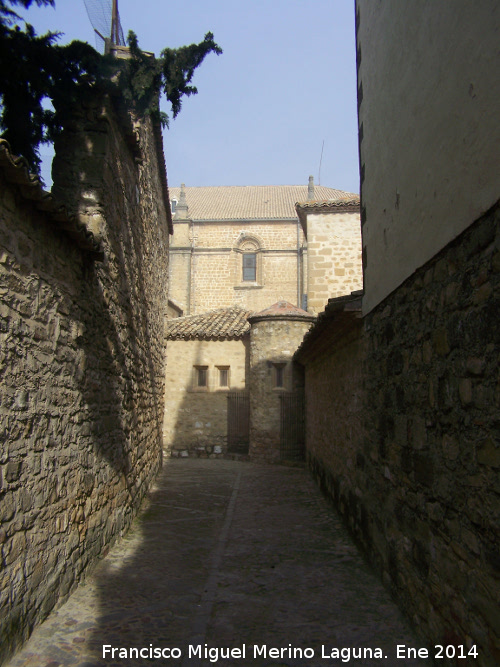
[5,460,427,667]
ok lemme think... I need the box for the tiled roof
[295,197,360,210]
[249,301,316,323]
[0,139,103,258]
[166,307,251,340]
[295,197,361,233]
[169,185,358,221]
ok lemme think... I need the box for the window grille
[218,367,229,388]
[194,366,208,388]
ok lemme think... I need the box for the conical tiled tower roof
[248,301,315,323]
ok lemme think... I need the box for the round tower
[248,301,315,461]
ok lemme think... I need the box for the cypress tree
[0,0,222,175]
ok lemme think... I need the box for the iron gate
[227,392,250,454]
[280,391,305,461]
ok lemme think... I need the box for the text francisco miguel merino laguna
[102,643,394,662]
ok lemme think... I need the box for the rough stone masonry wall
[249,318,312,461]
[306,203,499,666]
[0,95,169,663]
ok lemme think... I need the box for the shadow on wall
[166,339,246,459]
[248,358,306,463]
[51,94,165,544]
[0,93,167,663]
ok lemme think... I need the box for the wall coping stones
[0,139,104,260]
[295,198,361,236]
[294,290,363,363]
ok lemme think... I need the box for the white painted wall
[357,0,500,313]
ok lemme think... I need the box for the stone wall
[163,337,248,457]
[303,209,362,314]
[169,220,304,314]
[249,311,314,461]
[298,204,499,665]
[0,92,169,663]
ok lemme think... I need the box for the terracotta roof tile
[249,301,316,323]
[295,197,361,232]
[170,185,358,221]
[166,307,252,340]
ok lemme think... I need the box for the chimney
[307,175,315,201]
[174,183,190,219]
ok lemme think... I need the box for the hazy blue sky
[24,0,360,193]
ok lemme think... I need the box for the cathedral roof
[169,184,358,221]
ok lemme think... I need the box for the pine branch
[0,0,222,173]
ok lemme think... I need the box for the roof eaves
[192,217,299,223]
[295,198,360,234]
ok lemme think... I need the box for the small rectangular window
[218,366,230,388]
[195,366,208,388]
[243,253,256,281]
[273,363,286,388]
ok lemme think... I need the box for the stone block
[477,437,500,468]
[459,378,472,405]
[0,96,169,662]
[432,328,450,356]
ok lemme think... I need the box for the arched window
[236,236,262,285]
[243,252,256,281]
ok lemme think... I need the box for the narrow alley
[7,460,427,667]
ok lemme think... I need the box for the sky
[22,0,360,194]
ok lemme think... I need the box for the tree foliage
[0,0,222,173]
[122,30,222,128]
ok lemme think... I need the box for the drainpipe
[297,220,301,308]
[188,219,194,314]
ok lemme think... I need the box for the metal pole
[111,0,118,44]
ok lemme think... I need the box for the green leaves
[160,31,222,119]
[118,29,223,128]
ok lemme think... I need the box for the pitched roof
[169,184,358,221]
[166,307,251,340]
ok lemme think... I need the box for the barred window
[218,366,230,388]
[195,366,208,388]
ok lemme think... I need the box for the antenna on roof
[83,0,126,54]
[318,139,325,186]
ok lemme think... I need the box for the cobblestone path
[6,460,427,667]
